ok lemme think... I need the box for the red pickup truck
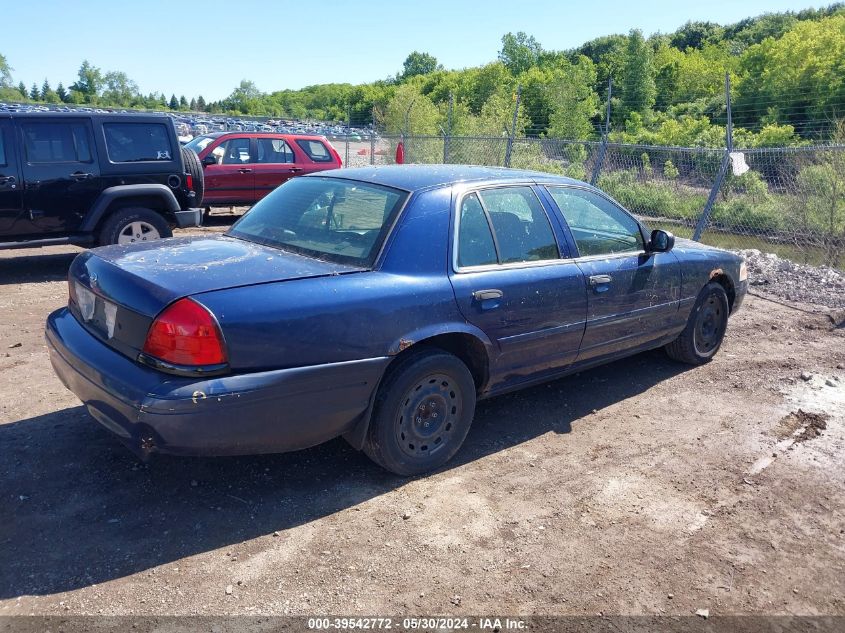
[185,132,342,206]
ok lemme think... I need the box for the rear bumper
[173,208,202,228]
[46,308,389,457]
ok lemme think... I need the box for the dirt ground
[1,225,844,619]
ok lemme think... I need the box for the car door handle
[238,168,253,173]
[589,275,612,285]
[472,289,503,301]
[69,172,93,180]
[289,167,303,173]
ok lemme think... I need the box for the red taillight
[142,298,227,366]
[185,173,194,192]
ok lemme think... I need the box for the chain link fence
[338,134,844,270]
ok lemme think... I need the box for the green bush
[598,169,706,221]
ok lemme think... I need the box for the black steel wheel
[364,349,476,476]
[665,281,730,365]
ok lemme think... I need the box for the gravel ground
[739,249,845,310]
[1,231,844,620]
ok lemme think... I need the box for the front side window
[228,177,407,267]
[257,138,295,164]
[103,123,172,162]
[22,121,93,163]
[212,137,252,165]
[547,187,644,256]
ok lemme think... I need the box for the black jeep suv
[0,112,204,249]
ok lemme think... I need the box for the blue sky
[2,0,833,101]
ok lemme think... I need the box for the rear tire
[181,146,205,206]
[364,349,476,476]
[665,281,729,365]
[98,207,172,246]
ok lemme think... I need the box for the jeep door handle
[0,175,15,186]
[589,275,612,285]
[238,168,253,173]
[472,289,503,301]
[70,172,93,180]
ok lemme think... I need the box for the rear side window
[296,139,334,162]
[22,121,93,163]
[257,138,295,164]
[457,193,497,267]
[103,123,173,162]
[478,187,559,263]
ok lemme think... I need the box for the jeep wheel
[98,208,172,246]
[181,146,205,205]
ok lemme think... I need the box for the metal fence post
[344,105,351,168]
[443,92,453,164]
[503,84,522,168]
[590,77,613,185]
[693,73,733,241]
[370,106,376,166]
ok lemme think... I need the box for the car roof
[0,111,169,122]
[314,164,587,193]
[210,131,330,141]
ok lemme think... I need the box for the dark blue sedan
[46,166,747,475]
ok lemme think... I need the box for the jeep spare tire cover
[181,146,205,206]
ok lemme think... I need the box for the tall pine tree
[620,29,656,119]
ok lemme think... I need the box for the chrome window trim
[452,183,564,274]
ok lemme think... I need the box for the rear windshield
[296,139,334,162]
[228,177,407,267]
[103,123,173,162]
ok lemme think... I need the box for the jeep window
[185,135,215,154]
[104,123,172,162]
[0,130,6,167]
[22,122,93,163]
[228,176,407,267]
[257,138,295,164]
[296,139,333,163]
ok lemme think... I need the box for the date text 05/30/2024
[306,617,526,630]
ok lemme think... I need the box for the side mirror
[648,229,675,253]
[202,154,217,167]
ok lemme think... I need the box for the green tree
[0,53,12,88]
[29,83,39,100]
[179,95,188,109]
[734,15,845,135]
[498,32,542,75]
[376,83,439,134]
[189,97,197,111]
[56,82,68,102]
[619,29,656,118]
[102,71,138,106]
[546,57,600,139]
[669,21,724,51]
[168,94,179,110]
[399,51,441,81]
[70,60,104,98]
[224,80,263,113]
[41,78,60,103]
[196,95,207,111]
[17,81,26,99]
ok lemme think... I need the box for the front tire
[364,349,476,476]
[98,207,172,246]
[665,281,730,365]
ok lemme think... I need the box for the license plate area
[74,282,118,339]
